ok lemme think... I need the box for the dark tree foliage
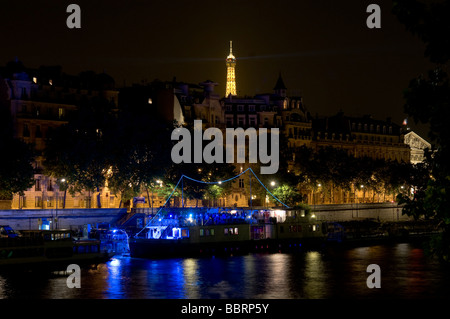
[0,83,35,200]
[107,104,174,204]
[164,122,236,206]
[44,97,116,203]
[393,0,450,261]
[0,138,35,200]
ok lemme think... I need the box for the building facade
[1,55,430,211]
[1,59,119,210]
[311,113,410,163]
[404,131,431,164]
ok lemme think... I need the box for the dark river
[1,243,450,299]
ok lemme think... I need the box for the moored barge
[0,228,114,271]
[129,208,327,258]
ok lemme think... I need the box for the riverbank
[325,219,441,249]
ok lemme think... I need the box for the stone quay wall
[0,208,127,230]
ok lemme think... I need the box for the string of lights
[134,168,290,237]
[247,168,289,208]
[182,167,251,185]
[135,175,184,236]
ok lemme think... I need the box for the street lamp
[150,179,164,214]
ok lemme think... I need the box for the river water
[1,242,449,299]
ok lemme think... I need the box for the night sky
[0,0,434,137]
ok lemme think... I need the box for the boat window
[210,229,215,236]
[200,229,204,237]
[181,229,189,237]
[234,228,239,235]
[224,228,228,235]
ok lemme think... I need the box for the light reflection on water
[1,243,449,299]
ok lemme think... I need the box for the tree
[0,84,35,200]
[107,109,173,206]
[0,138,35,200]
[44,93,116,207]
[164,122,236,207]
[271,184,303,207]
[393,0,450,261]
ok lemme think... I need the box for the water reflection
[183,258,200,298]
[1,243,449,299]
[303,251,328,298]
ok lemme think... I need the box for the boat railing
[147,219,180,227]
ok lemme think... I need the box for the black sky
[0,0,434,136]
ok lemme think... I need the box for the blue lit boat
[129,208,327,258]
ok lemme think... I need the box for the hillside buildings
[0,45,430,210]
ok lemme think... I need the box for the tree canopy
[0,85,35,200]
[393,0,450,261]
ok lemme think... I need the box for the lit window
[49,79,53,86]
[234,228,239,235]
[148,98,152,104]
[33,77,37,84]
[47,197,54,207]
[35,196,42,208]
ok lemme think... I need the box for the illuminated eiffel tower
[225,41,237,97]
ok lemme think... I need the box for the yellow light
[225,41,237,97]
